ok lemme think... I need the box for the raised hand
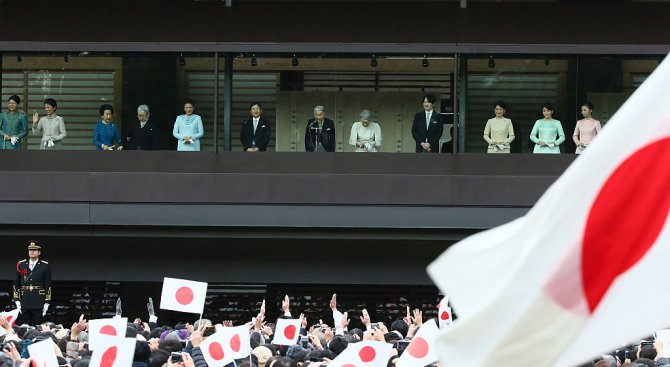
[281,294,291,316]
[329,294,337,311]
[359,309,371,328]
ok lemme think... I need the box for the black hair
[327,336,348,356]
[391,320,409,338]
[184,99,195,107]
[249,102,263,110]
[638,345,657,360]
[8,95,20,104]
[99,104,114,116]
[542,103,554,111]
[125,325,138,338]
[134,340,151,363]
[158,339,183,353]
[494,100,507,110]
[270,357,297,367]
[148,349,169,367]
[422,94,437,105]
[44,98,57,109]
[583,101,594,110]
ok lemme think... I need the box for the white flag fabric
[160,277,207,314]
[328,340,393,367]
[89,337,137,367]
[0,309,20,336]
[88,317,128,351]
[27,339,59,367]
[272,318,301,346]
[396,319,439,367]
[428,53,670,367]
[199,325,250,367]
[437,297,452,329]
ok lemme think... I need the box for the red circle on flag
[582,137,670,312]
[283,325,297,340]
[209,342,225,360]
[6,316,13,324]
[175,287,194,305]
[229,334,241,352]
[100,325,117,336]
[407,337,429,359]
[358,346,376,363]
[440,311,450,320]
[101,346,118,367]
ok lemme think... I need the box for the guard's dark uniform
[13,241,52,326]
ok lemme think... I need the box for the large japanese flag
[199,325,250,367]
[0,309,20,336]
[396,319,439,367]
[89,337,136,367]
[88,317,128,351]
[272,318,301,346]
[428,54,670,367]
[27,338,58,367]
[160,277,207,314]
[328,340,393,367]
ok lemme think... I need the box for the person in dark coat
[13,240,52,326]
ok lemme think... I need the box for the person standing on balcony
[305,105,335,152]
[93,104,124,150]
[349,109,381,152]
[530,103,565,154]
[124,104,156,150]
[411,94,443,153]
[240,102,271,152]
[483,101,515,153]
[0,95,28,150]
[32,98,66,150]
[173,99,204,152]
[573,101,601,154]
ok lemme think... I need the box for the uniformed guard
[13,240,52,326]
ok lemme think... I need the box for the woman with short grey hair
[349,109,382,152]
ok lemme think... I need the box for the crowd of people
[1,295,667,367]
[0,94,601,154]
[5,241,669,367]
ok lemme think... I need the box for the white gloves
[10,136,18,145]
[47,140,55,148]
[15,301,21,313]
[42,303,49,316]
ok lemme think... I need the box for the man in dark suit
[240,102,272,152]
[411,94,444,153]
[305,105,336,152]
[124,104,156,150]
[13,240,52,326]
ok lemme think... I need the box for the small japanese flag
[272,318,301,346]
[0,309,20,336]
[438,297,452,329]
[395,319,439,367]
[160,277,207,314]
[328,340,393,367]
[200,325,250,367]
[88,317,128,351]
[27,338,59,367]
[89,337,137,367]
